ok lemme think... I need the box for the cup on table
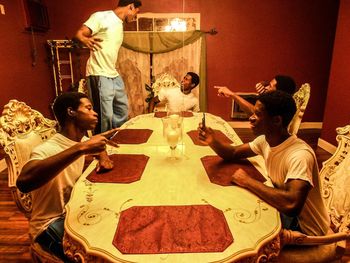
[167,112,183,141]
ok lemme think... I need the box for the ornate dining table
[63,112,282,262]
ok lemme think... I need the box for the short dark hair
[52,92,88,126]
[118,0,142,8]
[258,90,296,128]
[187,72,200,88]
[274,75,296,94]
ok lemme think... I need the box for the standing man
[75,0,142,133]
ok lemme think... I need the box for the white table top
[64,112,281,262]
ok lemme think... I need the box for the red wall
[0,0,339,123]
[196,0,339,121]
[321,0,350,145]
[0,0,55,117]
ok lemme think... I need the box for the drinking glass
[162,112,183,159]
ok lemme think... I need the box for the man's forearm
[148,96,159,113]
[241,178,305,217]
[148,100,155,113]
[209,140,237,161]
[17,143,85,193]
[74,26,92,47]
[74,28,84,42]
[231,93,254,116]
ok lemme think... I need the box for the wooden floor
[0,128,348,262]
[0,172,31,263]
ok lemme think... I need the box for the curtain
[116,47,150,118]
[122,31,204,54]
[117,30,207,118]
[152,38,201,104]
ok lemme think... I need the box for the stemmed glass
[167,127,180,158]
[162,112,183,159]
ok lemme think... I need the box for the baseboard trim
[228,121,250,128]
[317,138,336,154]
[229,121,323,129]
[0,159,7,172]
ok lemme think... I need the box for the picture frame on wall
[22,0,50,32]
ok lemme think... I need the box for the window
[124,13,200,32]
[231,93,258,119]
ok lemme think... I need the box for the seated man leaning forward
[198,90,330,236]
[16,92,119,261]
[148,72,200,113]
[215,75,296,116]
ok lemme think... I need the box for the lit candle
[167,129,179,147]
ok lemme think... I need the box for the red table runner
[113,205,233,254]
[154,111,194,118]
[201,155,266,186]
[110,129,153,144]
[187,130,233,146]
[86,154,149,183]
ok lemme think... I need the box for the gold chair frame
[0,100,61,262]
[288,83,311,135]
[0,100,57,217]
[151,73,181,112]
[279,124,350,262]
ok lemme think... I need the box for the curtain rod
[204,28,218,35]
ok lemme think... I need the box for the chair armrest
[280,229,350,246]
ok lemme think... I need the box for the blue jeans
[87,75,128,133]
[35,217,71,262]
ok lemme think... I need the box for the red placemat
[113,205,233,254]
[110,129,153,144]
[187,130,233,146]
[201,155,266,186]
[154,111,194,118]
[86,154,149,183]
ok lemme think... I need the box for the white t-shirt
[158,87,199,112]
[84,11,123,78]
[28,134,85,240]
[249,135,330,236]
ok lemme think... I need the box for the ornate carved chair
[288,83,311,135]
[149,73,181,112]
[0,100,62,262]
[278,125,350,262]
